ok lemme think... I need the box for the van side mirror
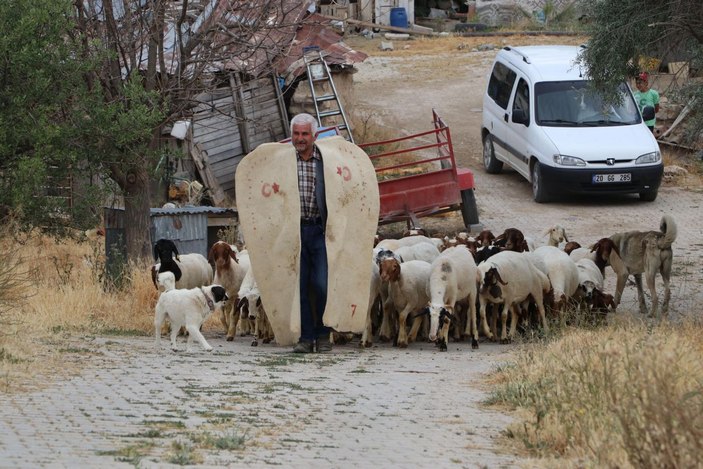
[641,105,655,121]
[512,109,529,126]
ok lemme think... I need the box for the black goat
[153,238,182,282]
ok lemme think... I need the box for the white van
[481,45,663,202]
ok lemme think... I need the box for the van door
[502,77,532,179]
[484,61,517,164]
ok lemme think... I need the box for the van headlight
[553,154,586,166]
[635,151,661,164]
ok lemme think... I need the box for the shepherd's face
[292,122,314,159]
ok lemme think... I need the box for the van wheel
[639,189,658,202]
[483,135,503,174]
[531,163,551,203]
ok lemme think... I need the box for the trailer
[358,109,480,230]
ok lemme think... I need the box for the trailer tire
[460,189,480,227]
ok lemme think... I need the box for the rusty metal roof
[276,13,369,83]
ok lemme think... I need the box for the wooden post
[191,143,226,206]
[229,73,251,154]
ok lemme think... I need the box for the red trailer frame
[358,109,479,229]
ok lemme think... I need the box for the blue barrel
[390,7,408,28]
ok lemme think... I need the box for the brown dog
[609,215,677,317]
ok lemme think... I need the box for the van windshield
[535,80,641,127]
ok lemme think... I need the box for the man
[234,113,379,354]
[290,113,331,353]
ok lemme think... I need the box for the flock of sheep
[150,214,677,352]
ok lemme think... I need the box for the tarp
[235,136,380,345]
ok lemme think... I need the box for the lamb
[422,245,489,351]
[372,242,440,342]
[563,241,582,255]
[532,246,580,315]
[494,228,528,252]
[526,224,569,251]
[475,229,496,247]
[477,250,551,342]
[208,240,251,340]
[236,266,274,346]
[474,244,503,264]
[377,257,432,348]
[151,239,213,290]
[591,288,616,315]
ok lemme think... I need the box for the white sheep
[152,239,213,290]
[477,250,551,342]
[526,224,569,251]
[531,245,580,315]
[377,257,432,348]
[393,242,441,263]
[377,235,443,252]
[569,246,595,263]
[152,253,213,291]
[575,257,604,306]
[424,245,489,350]
[373,242,440,343]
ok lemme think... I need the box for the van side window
[487,62,517,110]
[512,78,530,126]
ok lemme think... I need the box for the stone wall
[288,70,356,129]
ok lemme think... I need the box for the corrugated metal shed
[105,207,238,271]
[151,206,237,258]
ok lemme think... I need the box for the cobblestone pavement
[1,337,520,468]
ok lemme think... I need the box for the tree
[0,0,100,232]
[578,0,703,143]
[1,0,309,261]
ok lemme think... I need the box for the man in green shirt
[634,72,660,133]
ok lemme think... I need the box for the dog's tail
[658,215,678,249]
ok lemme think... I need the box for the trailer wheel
[460,189,480,227]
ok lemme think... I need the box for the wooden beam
[191,143,227,206]
[230,73,251,154]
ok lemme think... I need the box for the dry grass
[661,146,703,189]
[0,230,194,393]
[487,319,703,468]
[345,33,587,57]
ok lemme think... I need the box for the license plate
[592,173,631,184]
